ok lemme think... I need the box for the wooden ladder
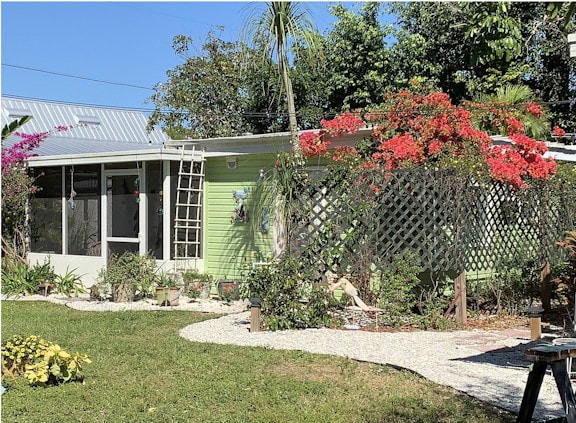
[173,145,204,263]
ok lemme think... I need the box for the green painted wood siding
[204,154,275,280]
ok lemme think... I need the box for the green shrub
[1,258,56,297]
[2,335,91,387]
[241,257,338,330]
[54,267,87,297]
[376,252,422,326]
[94,252,157,302]
[485,254,540,315]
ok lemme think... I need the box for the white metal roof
[2,96,169,157]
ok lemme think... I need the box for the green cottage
[2,96,369,288]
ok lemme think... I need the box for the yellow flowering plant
[2,335,91,387]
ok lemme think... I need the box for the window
[65,165,101,255]
[147,161,164,259]
[30,167,62,253]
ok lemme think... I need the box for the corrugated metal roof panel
[1,97,170,156]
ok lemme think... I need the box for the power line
[2,63,154,91]
[2,93,573,121]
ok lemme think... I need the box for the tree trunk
[279,48,301,159]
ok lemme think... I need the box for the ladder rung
[178,187,202,192]
[179,172,204,177]
[175,202,202,207]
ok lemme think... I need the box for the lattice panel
[286,168,575,275]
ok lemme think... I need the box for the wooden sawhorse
[517,343,576,423]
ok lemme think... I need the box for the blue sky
[1,1,350,114]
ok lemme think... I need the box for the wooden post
[251,307,261,332]
[540,262,552,312]
[249,297,262,332]
[454,271,467,326]
[530,315,542,340]
[528,306,543,340]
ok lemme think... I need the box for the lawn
[1,301,516,423]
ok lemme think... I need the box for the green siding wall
[204,154,275,280]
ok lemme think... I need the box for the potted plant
[217,278,240,302]
[155,272,182,306]
[182,269,212,300]
[94,252,156,302]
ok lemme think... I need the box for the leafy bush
[1,258,56,297]
[182,269,212,298]
[93,252,157,302]
[376,252,422,326]
[484,254,540,315]
[2,335,91,387]
[241,257,338,330]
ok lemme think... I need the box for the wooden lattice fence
[286,168,576,279]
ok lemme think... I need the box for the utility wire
[2,63,154,91]
[2,93,573,120]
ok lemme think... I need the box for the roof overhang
[26,147,190,167]
[167,127,374,157]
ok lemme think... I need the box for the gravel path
[5,294,568,422]
[180,312,566,423]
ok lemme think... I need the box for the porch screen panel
[65,165,101,256]
[147,161,163,259]
[30,167,63,254]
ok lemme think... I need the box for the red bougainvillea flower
[298,130,330,158]
[552,126,566,137]
[373,133,424,170]
[525,102,543,118]
[320,111,364,136]
[505,117,524,136]
[486,134,556,188]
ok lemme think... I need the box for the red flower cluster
[525,102,543,118]
[298,90,556,190]
[505,117,524,136]
[486,134,556,188]
[320,111,364,136]
[552,125,566,137]
[298,131,329,158]
[373,134,424,170]
[298,112,364,158]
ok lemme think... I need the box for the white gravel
[4,294,568,422]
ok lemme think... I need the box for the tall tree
[243,1,322,157]
[388,2,575,132]
[326,2,393,111]
[148,32,254,139]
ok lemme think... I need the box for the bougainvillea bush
[297,90,557,189]
[1,123,70,262]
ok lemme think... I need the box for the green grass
[1,301,516,423]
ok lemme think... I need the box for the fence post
[454,271,467,325]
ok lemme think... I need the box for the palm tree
[473,84,550,139]
[243,2,322,159]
